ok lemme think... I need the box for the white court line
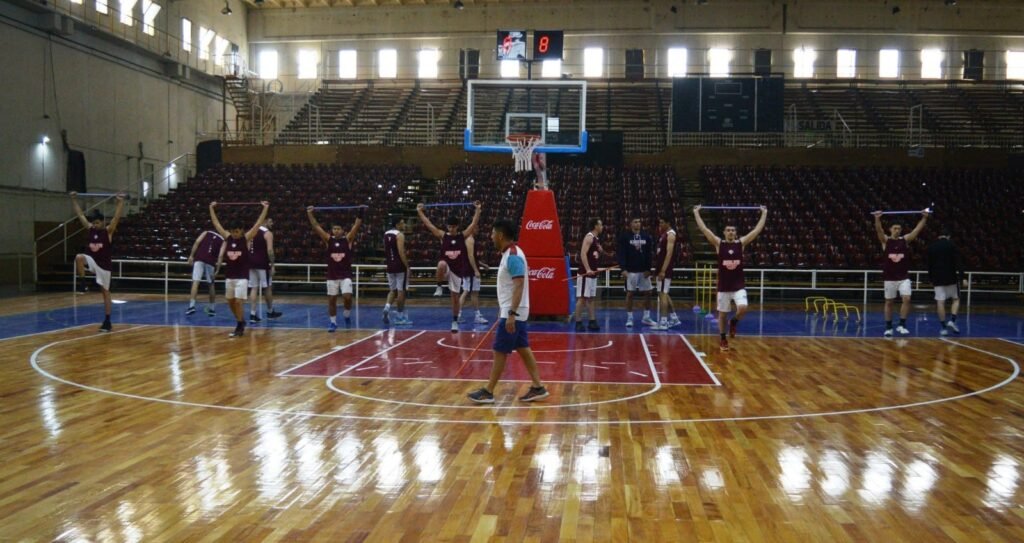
[582,364,608,370]
[629,371,648,378]
[354,366,381,372]
[0,323,92,342]
[396,357,421,360]
[436,337,614,354]
[28,325,1020,425]
[403,361,434,366]
[998,338,1024,348]
[680,334,722,387]
[600,362,627,365]
[275,330,385,377]
[638,334,663,390]
[327,330,426,378]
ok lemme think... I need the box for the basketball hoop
[507,134,542,173]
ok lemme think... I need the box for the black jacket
[617,230,654,273]
[926,237,963,286]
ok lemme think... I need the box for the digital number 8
[538,36,549,54]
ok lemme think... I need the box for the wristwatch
[508,310,518,317]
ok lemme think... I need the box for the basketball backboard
[464,79,588,154]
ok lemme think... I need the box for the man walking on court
[873,209,929,337]
[382,215,412,325]
[308,206,362,331]
[927,230,965,336]
[211,201,270,338]
[185,229,223,316]
[248,217,282,322]
[694,205,768,351]
[416,201,482,332]
[571,218,605,332]
[70,192,125,332]
[467,219,548,404]
[617,216,656,328]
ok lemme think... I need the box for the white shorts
[934,284,959,301]
[625,272,653,293]
[717,289,748,313]
[225,278,249,300]
[80,254,111,291]
[576,275,597,298]
[447,269,464,294]
[656,277,671,294]
[387,272,408,291]
[884,279,912,300]
[461,275,482,292]
[327,278,354,296]
[249,268,270,289]
[192,261,216,283]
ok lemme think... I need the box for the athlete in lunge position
[70,192,125,332]
[210,201,270,338]
[416,202,482,332]
[694,205,768,351]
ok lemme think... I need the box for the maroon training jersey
[384,229,405,273]
[717,240,745,292]
[654,229,680,277]
[326,236,353,280]
[249,227,270,270]
[882,237,910,281]
[224,236,250,279]
[580,232,601,270]
[441,233,471,277]
[195,231,223,266]
[86,227,112,271]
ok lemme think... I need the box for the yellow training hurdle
[804,295,862,322]
[695,263,716,317]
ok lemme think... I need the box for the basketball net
[507,135,548,190]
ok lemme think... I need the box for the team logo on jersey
[227,251,241,261]
[88,243,104,252]
[728,249,734,255]
[445,250,462,260]
[331,252,346,262]
[722,259,741,270]
[889,253,905,263]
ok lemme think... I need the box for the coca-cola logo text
[529,267,556,280]
[525,219,554,231]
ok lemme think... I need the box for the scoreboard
[671,76,784,133]
[496,30,564,61]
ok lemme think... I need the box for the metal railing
[74,260,1023,309]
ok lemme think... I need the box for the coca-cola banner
[526,256,571,316]
[517,190,565,258]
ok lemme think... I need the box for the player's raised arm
[347,211,363,245]
[463,201,483,238]
[245,202,270,241]
[107,194,126,237]
[307,206,330,243]
[693,205,721,250]
[740,206,768,247]
[209,202,230,238]
[904,210,930,242]
[416,203,445,239]
[872,211,887,246]
[69,192,92,230]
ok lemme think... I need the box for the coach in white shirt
[467,219,549,404]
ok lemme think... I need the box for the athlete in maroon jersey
[70,192,125,332]
[210,201,270,338]
[873,209,929,337]
[572,218,605,332]
[694,205,767,351]
[186,230,223,316]
[416,201,482,332]
[308,206,363,331]
[653,216,682,330]
[383,216,411,325]
[248,218,282,322]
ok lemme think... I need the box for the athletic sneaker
[451,320,459,333]
[641,316,658,327]
[467,388,495,404]
[729,318,738,338]
[433,286,444,297]
[457,313,466,324]
[655,319,670,331]
[519,386,550,402]
[396,315,412,325]
[204,307,216,317]
[575,321,586,332]
[249,314,262,324]
[474,313,489,325]
[946,321,960,334]
[587,320,600,331]
[668,315,682,328]
[884,328,894,338]
[720,337,729,351]
[185,306,197,316]
[229,323,245,338]
[328,322,337,333]
[625,316,635,328]
[382,309,390,325]
[99,320,112,333]
[896,326,910,336]
[940,328,949,337]
[267,310,283,319]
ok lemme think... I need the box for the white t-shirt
[498,244,530,321]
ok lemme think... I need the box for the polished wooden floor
[1,294,1022,542]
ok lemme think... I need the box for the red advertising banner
[517,190,564,258]
[526,256,570,316]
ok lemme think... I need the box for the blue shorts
[493,319,529,354]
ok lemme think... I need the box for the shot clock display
[532,30,564,60]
